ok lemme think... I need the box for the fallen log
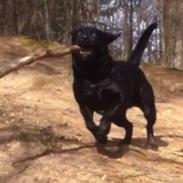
[0,45,80,78]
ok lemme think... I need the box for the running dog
[71,23,157,147]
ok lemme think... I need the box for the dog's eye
[92,33,96,37]
[77,32,82,36]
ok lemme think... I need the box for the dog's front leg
[98,117,111,141]
[80,106,108,144]
[97,106,120,143]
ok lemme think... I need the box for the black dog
[71,23,157,147]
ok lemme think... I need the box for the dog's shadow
[96,136,168,159]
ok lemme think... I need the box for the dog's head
[71,26,121,60]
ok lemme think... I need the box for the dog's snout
[82,35,88,40]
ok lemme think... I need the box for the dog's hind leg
[140,102,157,147]
[138,83,157,147]
[112,112,133,145]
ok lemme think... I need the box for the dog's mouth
[79,47,93,57]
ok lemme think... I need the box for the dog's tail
[127,23,157,67]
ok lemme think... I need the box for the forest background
[0,0,183,70]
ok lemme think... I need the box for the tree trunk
[129,0,134,55]
[122,1,133,59]
[162,0,183,70]
[44,0,51,41]
[72,0,81,30]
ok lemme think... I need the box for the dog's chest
[80,79,121,111]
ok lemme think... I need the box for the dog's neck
[72,49,113,83]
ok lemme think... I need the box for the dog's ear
[101,31,121,44]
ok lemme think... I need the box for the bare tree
[161,0,183,70]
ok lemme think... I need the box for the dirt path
[0,37,183,183]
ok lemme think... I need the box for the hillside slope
[0,37,183,183]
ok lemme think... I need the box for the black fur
[71,23,157,146]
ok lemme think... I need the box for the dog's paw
[92,127,108,144]
[118,138,131,146]
[147,137,158,149]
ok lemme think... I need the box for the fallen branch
[0,45,80,78]
[12,144,95,166]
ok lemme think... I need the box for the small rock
[169,86,176,93]
[9,112,16,117]
[101,174,107,181]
